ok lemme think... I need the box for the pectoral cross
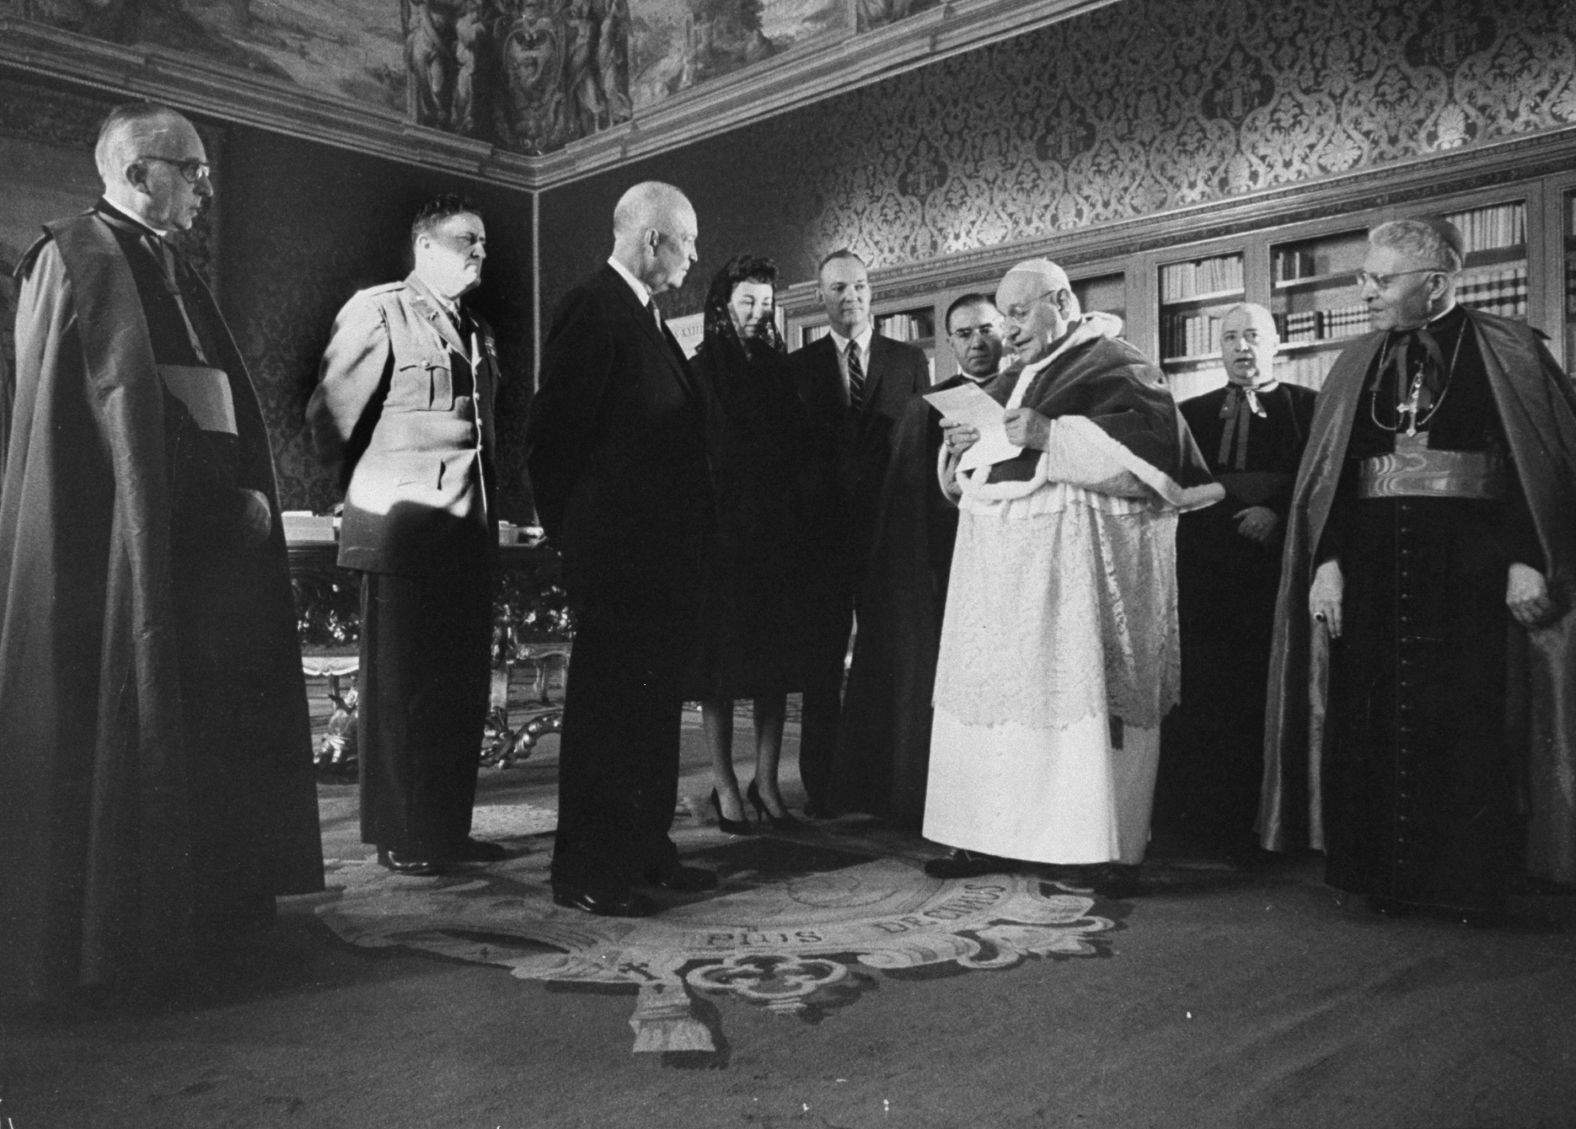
[1397,371,1426,437]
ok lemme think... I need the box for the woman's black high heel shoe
[746,780,803,832]
[709,788,755,836]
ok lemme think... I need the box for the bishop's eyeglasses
[140,155,212,184]
[1353,267,1448,290]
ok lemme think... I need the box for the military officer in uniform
[308,193,504,876]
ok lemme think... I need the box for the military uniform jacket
[308,272,500,576]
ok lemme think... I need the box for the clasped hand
[1234,505,1280,545]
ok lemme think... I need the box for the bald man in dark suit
[526,181,718,918]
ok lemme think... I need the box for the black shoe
[746,780,804,832]
[551,884,657,917]
[1088,862,1143,899]
[708,788,755,836]
[644,861,719,892]
[923,849,1007,879]
[377,847,449,876]
[449,837,508,863]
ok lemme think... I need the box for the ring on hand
[1313,612,1327,622]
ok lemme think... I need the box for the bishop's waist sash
[1355,435,1507,501]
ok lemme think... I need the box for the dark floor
[3,684,1575,1129]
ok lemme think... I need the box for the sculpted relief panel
[408,0,634,154]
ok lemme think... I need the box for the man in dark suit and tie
[526,181,718,917]
[308,194,503,877]
[791,250,931,818]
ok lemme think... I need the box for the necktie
[650,300,663,334]
[846,340,865,411]
[149,236,209,364]
[1216,383,1271,471]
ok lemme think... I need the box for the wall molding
[0,0,1114,194]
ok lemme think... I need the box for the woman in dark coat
[683,255,808,832]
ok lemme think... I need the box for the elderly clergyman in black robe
[1260,217,1576,923]
[0,102,322,1000]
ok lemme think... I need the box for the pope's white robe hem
[924,709,1160,865]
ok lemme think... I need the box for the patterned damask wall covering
[539,0,1576,310]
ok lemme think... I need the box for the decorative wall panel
[540,0,1576,312]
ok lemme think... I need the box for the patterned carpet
[316,823,1117,1055]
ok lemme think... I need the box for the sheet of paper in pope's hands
[924,382,1020,472]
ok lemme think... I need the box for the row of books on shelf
[1160,312,1225,360]
[1160,255,1243,302]
[1442,203,1525,253]
[876,312,934,342]
[1274,249,1322,282]
[1456,267,1528,319]
[1277,304,1368,343]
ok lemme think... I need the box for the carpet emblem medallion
[317,841,1117,1054]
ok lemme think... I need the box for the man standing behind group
[923,259,1220,895]
[792,250,930,818]
[832,294,1007,828]
[526,182,718,917]
[0,102,322,999]
[1262,217,1576,921]
[1157,303,1315,853]
[308,194,502,877]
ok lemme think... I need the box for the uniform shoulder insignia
[14,231,55,282]
[358,281,406,298]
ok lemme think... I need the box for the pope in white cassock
[922,258,1221,895]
